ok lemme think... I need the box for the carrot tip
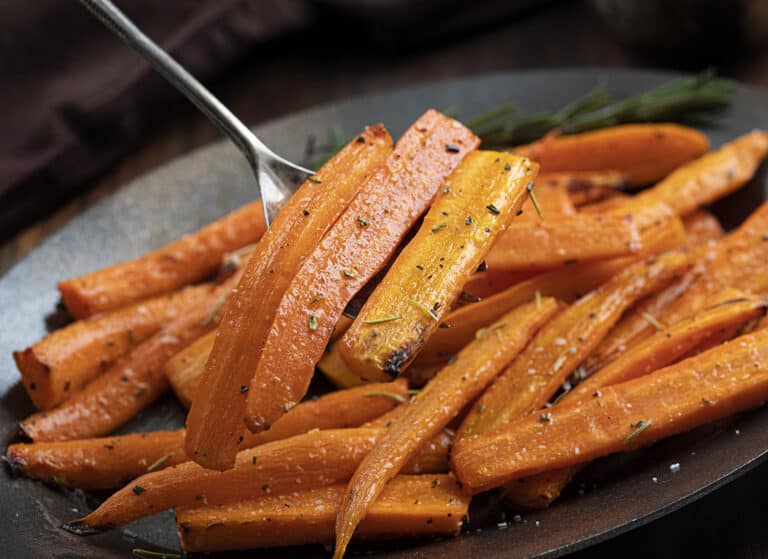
[61,520,103,536]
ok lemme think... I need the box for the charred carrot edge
[339,151,535,382]
[6,431,187,490]
[415,217,686,368]
[58,200,267,319]
[167,315,354,408]
[537,171,627,206]
[682,209,724,245]
[621,130,768,217]
[486,213,641,273]
[333,299,558,557]
[244,111,479,434]
[514,124,709,186]
[453,328,768,493]
[20,274,237,442]
[66,427,449,531]
[14,283,214,411]
[185,126,393,471]
[178,475,468,552]
[503,293,766,510]
[9,382,407,490]
[456,251,691,440]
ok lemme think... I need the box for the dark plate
[0,69,766,559]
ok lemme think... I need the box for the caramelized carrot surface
[333,299,558,557]
[621,130,768,216]
[244,111,479,433]
[178,475,468,552]
[682,209,724,245]
[7,431,187,490]
[537,171,626,206]
[186,125,392,471]
[457,251,690,439]
[503,294,766,510]
[486,214,641,272]
[20,275,236,442]
[514,124,709,186]
[70,427,449,530]
[453,329,768,493]
[14,283,212,410]
[58,200,267,319]
[339,151,535,381]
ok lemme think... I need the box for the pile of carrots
[7,109,768,557]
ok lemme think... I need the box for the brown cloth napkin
[0,0,538,240]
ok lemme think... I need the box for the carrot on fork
[185,125,393,471]
[456,250,691,440]
[20,273,237,442]
[178,475,468,552]
[513,124,710,186]
[452,328,768,493]
[66,427,450,531]
[14,283,214,411]
[243,111,479,433]
[332,298,559,558]
[338,151,535,382]
[58,199,267,319]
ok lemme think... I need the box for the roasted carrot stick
[514,124,709,186]
[167,314,354,407]
[6,431,187,490]
[682,209,724,245]
[619,130,768,217]
[332,299,558,557]
[243,111,479,435]
[185,126,392,471]
[14,284,214,411]
[486,214,641,272]
[338,151,535,382]
[519,179,576,218]
[9,383,406,491]
[58,200,267,319]
[452,328,768,493]
[460,270,536,299]
[67,427,449,531]
[20,274,236,442]
[537,171,627,206]
[503,293,766,510]
[178,475,468,552]
[456,251,690,440]
[415,219,686,368]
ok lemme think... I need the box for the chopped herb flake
[624,419,653,444]
[364,391,406,404]
[308,315,319,330]
[408,298,439,321]
[431,222,448,233]
[527,181,543,219]
[486,204,501,215]
[362,316,401,325]
[356,216,370,227]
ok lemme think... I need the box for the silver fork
[79,0,314,228]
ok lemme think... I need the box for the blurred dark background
[1,1,768,556]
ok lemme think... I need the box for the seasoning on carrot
[185,125,393,471]
[243,111,479,434]
[333,298,559,558]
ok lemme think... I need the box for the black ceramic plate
[1,69,766,559]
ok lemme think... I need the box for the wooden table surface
[2,1,767,557]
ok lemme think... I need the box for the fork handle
[79,0,309,173]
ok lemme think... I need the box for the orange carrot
[243,111,479,435]
[58,200,267,319]
[177,475,468,552]
[619,130,768,217]
[7,431,187,490]
[338,151,535,382]
[68,427,449,531]
[514,124,709,186]
[520,178,576,217]
[456,251,690,439]
[486,213,641,272]
[333,299,558,557]
[185,125,392,471]
[20,275,236,442]
[452,328,768,493]
[537,171,627,206]
[14,284,214,411]
[682,209,724,245]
